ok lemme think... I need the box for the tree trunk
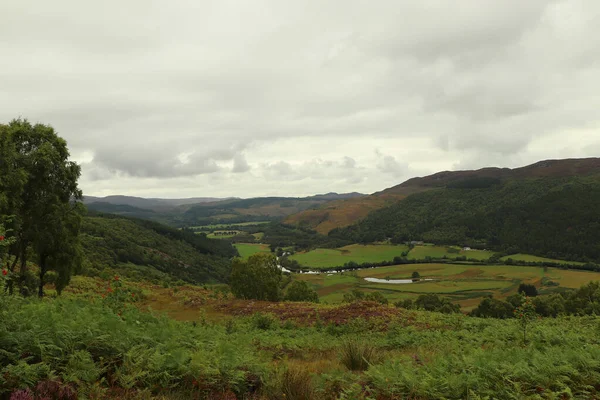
[19,242,27,292]
[7,252,20,295]
[38,254,46,298]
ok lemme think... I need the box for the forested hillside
[331,175,600,262]
[81,212,237,283]
[287,158,600,234]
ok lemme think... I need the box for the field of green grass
[290,244,409,268]
[234,243,271,259]
[290,244,497,269]
[500,253,585,265]
[297,263,600,309]
[408,245,495,260]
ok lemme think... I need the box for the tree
[518,283,538,297]
[284,280,319,303]
[0,119,83,296]
[411,271,421,281]
[514,296,537,343]
[230,253,282,301]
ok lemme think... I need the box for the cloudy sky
[2,1,599,198]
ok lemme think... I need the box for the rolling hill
[330,159,600,262]
[287,158,600,234]
[81,211,238,284]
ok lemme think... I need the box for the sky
[1,0,599,198]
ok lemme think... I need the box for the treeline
[262,223,351,251]
[470,281,600,318]
[331,177,600,262]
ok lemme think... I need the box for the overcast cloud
[1,0,599,198]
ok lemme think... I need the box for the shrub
[250,312,278,330]
[280,367,315,400]
[340,339,377,371]
[285,281,319,303]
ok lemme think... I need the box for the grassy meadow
[296,263,600,310]
[290,244,409,268]
[234,243,271,259]
[290,244,497,268]
[501,253,585,265]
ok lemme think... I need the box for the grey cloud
[232,154,251,173]
[1,0,599,197]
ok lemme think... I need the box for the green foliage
[339,339,376,371]
[279,366,316,400]
[230,253,282,301]
[81,213,235,284]
[250,312,278,331]
[284,280,319,303]
[413,294,460,313]
[515,296,537,343]
[1,118,84,296]
[518,283,538,296]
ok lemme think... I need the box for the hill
[179,193,364,227]
[83,195,232,211]
[84,193,364,228]
[331,170,600,262]
[80,211,237,284]
[287,158,600,234]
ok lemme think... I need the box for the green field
[289,244,496,269]
[408,245,495,261]
[500,253,585,265]
[252,232,264,240]
[234,243,271,259]
[290,244,409,268]
[297,263,600,309]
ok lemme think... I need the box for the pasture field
[289,244,496,269]
[408,245,495,260]
[290,244,409,268]
[234,243,271,259]
[296,263,600,310]
[500,253,585,265]
[252,232,264,240]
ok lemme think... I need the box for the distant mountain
[83,195,234,211]
[83,193,364,227]
[286,158,600,234]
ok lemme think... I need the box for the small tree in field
[285,280,319,303]
[411,271,421,281]
[230,253,282,301]
[514,296,537,344]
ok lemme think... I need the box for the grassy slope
[284,195,401,234]
[10,275,600,399]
